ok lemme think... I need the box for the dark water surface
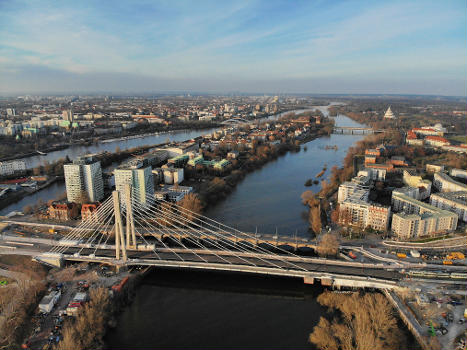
[106,269,325,349]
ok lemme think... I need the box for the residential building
[357,167,386,181]
[393,187,419,200]
[114,159,154,206]
[365,149,381,156]
[167,154,189,167]
[402,170,431,199]
[64,155,104,203]
[441,145,467,154]
[337,176,370,203]
[165,185,193,202]
[227,151,239,159]
[424,136,450,147]
[48,202,79,221]
[430,192,467,222]
[391,211,458,240]
[81,203,101,222]
[213,159,231,170]
[187,155,204,166]
[339,197,390,231]
[0,160,26,176]
[450,168,467,180]
[390,192,458,239]
[62,109,73,122]
[412,128,443,137]
[433,172,467,192]
[426,164,444,173]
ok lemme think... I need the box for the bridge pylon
[124,184,136,248]
[112,190,127,262]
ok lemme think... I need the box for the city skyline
[0,0,466,95]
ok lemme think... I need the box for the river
[205,112,364,237]
[22,128,220,169]
[106,269,326,350]
[105,107,369,349]
[0,106,343,216]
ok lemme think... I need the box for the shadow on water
[106,269,325,350]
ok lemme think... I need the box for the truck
[38,290,61,313]
[443,260,453,265]
[397,253,407,259]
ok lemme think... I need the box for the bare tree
[316,233,339,257]
[310,291,406,350]
[309,206,322,235]
[178,193,203,223]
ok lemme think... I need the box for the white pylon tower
[112,190,127,262]
[124,184,136,248]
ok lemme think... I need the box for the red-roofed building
[412,128,443,136]
[365,149,381,156]
[425,136,450,147]
[48,202,79,221]
[366,163,394,172]
[81,203,101,221]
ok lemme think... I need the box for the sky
[0,0,466,95]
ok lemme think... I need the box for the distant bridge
[333,126,384,135]
[221,118,249,125]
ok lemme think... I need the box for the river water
[205,113,364,237]
[1,106,352,216]
[105,107,369,349]
[106,269,326,350]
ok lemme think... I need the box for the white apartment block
[337,176,370,203]
[357,167,386,181]
[338,175,390,232]
[114,159,154,206]
[402,170,431,200]
[339,198,391,232]
[64,155,104,203]
[433,172,467,193]
[392,211,458,240]
[425,164,444,173]
[390,192,458,239]
[430,191,467,222]
[450,168,467,180]
[0,160,26,176]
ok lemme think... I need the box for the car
[440,327,448,335]
[458,318,466,324]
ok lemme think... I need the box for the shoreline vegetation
[309,290,411,350]
[55,273,142,350]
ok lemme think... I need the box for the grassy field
[449,135,467,144]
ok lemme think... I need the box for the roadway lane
[62,247,402,281]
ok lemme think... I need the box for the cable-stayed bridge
[33,185,446,290]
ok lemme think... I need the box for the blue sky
[0,0,466,95]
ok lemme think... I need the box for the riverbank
[0,176,60,212]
